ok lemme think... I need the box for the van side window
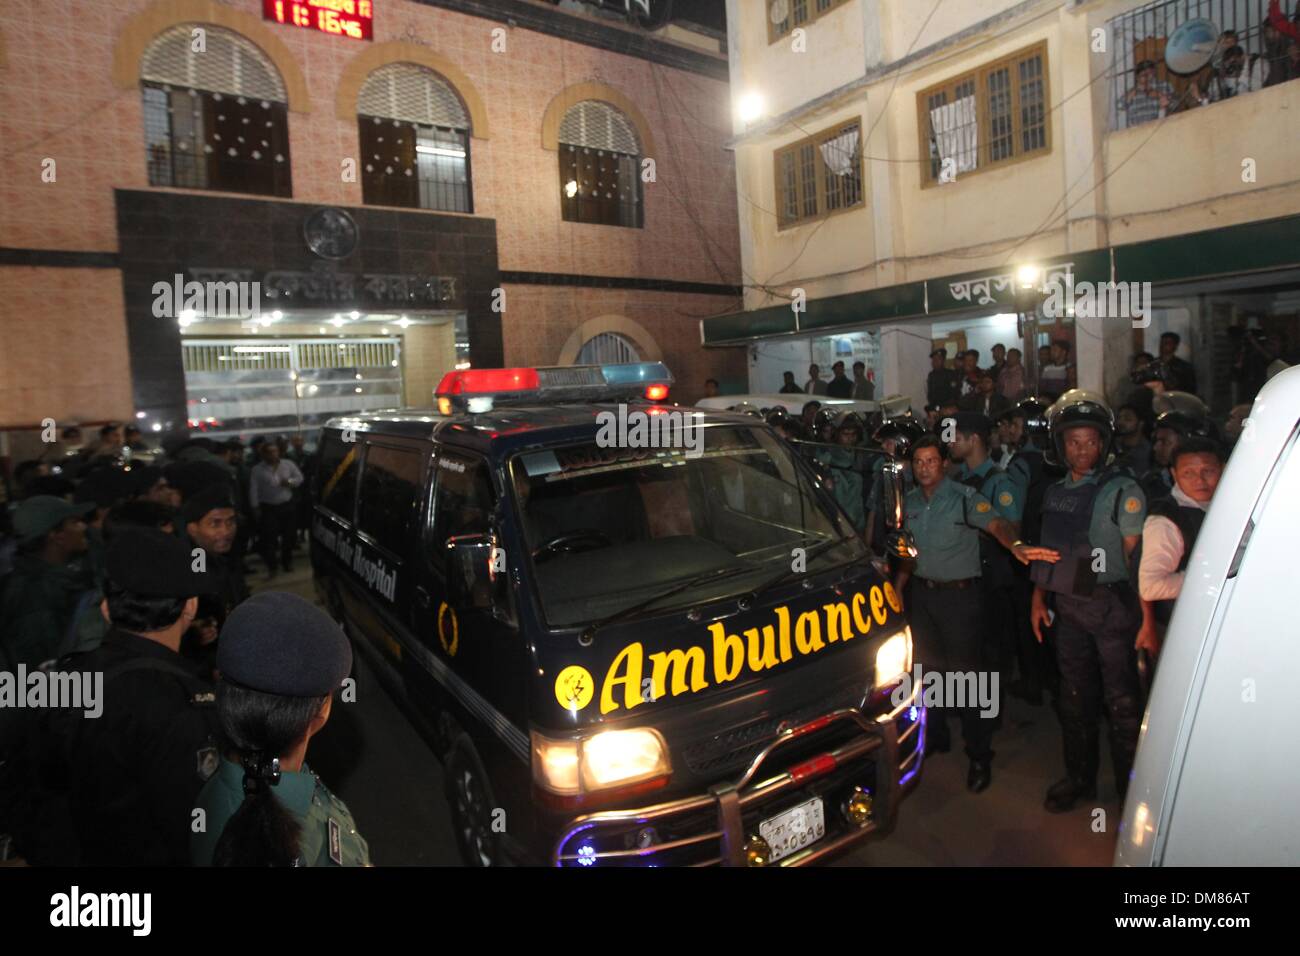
[317,434,361,520]
[429,452,494,571]
[356,443,423,554]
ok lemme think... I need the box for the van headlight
[873,627,912,689]
[532,728,672,797]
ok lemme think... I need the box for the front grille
[681,686,862,776]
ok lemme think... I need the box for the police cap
[217,592,352,698]
[106,528,220,597]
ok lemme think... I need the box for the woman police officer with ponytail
[191,592,370,866]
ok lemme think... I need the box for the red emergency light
[434,363,674,415]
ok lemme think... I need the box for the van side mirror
[445,533,497,611]
[880,459,918,560]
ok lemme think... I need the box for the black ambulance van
[311,362,924,866]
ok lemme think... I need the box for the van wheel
[444,735,503,867]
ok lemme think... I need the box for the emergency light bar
[435,362,674,414]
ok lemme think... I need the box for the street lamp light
[738,92,765,126]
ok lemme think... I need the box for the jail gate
[181,338,403,439]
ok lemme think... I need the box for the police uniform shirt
[955,458,1023,524]
[1055,471,1146,584]
[60,628,220,865]
[903,478,999,582]
[192,757,371,867]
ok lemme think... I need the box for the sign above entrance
[263,0,374,42]
[188,264,462,310]
[928,249,1110,315]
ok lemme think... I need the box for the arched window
[140,24,291,197]
[576,331,641,365]
[558,101,643,228]
[358,63,472,213]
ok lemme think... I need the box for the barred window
[919,42,1050,186]
[357,63,472,213]
[558,100,643,229]
[140,24,291,198]
[773,119,864,228]
[768,0,851,43]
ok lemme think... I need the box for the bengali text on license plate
[758,797,825,863]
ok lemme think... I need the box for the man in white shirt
[248,440,304,578]
[1136,437,1225,657]
[804,364,828,396]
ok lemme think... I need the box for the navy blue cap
[217,592,352,698]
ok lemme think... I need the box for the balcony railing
[1108,0,1300,130]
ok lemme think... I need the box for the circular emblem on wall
[437,601,459,657]
[303,207,359,260]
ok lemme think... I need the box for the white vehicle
[1117,365,1299,866]
[694,393,879,417]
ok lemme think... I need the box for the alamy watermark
[151,272,262,323]
[595,404,705,459]
[1042,272,1152,328]
[889,664,1000,718]
[0,666,102,718]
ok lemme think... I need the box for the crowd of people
[1117,3,1300,128]
[0,428,368,867]
[730,359,1243,809]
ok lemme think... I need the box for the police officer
[1002,398,1060,703]
[945,413,1022,697]
[899,435,1058,792]
[192,591,369,866]
[1029,391,1147,813]
[0,496,99,670]
[41,528,222,864]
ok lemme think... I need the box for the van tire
[444,734,504,867]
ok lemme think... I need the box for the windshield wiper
[745,537,848,602]
[580,564,756,644]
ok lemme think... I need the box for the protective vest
[1030,469,1129,597]
[1143,495,1207,625]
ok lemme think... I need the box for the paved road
[257,551,1119,867]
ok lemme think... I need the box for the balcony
[1108,0,1300,131]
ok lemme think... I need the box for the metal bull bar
[552,679,923,867]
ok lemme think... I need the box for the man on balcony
[1118,60,1174,127]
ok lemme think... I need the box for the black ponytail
[211,679,329,867]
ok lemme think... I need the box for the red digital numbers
[263,0,374,41]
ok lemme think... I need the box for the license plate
[758,797,826,864]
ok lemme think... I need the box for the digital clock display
[263,0,374,41]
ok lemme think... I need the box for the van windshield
[509,425,868,628]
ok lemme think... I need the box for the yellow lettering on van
[870,586,889,626]
[823,602,852,643]
[795,610,824,655]
[649,647,708,699]
[883,581,903,613]
[775,606,793,662]
[744,625,779,671]
[852,592,871,634]
[709,623,744,683]
[601,642,644,715]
